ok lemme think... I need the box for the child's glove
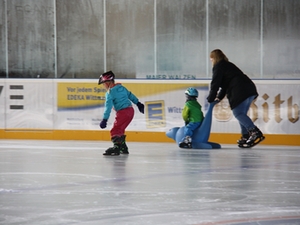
[99,119,107,129]
[137,102,144,114]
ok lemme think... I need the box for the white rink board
[0,79,299,135]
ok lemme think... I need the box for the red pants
[110,107,134,138]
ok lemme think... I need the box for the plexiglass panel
[7,0,55,78]
[156,0,206,79]
[56,0,104,79]
[0,0,299,79]
[0,0,5,77]
[106,0,154,79]
[263,0,300,79]
[209,0,261,78]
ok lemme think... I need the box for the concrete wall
[0,0,299,79]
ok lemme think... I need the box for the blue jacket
[103,83,139,120]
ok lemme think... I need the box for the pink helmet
[98,71,115,84]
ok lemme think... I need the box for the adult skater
[206,49,265,148]
[179,87,204,149]
[98,71,144,155]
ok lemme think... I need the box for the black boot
[179,136,192,149]
[103,136,123,156]
[120,135,129,154]
[246,126,265,146]
[237,133,250,146]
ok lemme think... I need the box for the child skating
[98,71,144,156]
[179,87,204,149]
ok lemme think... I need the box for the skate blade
[103,153,120,156]
[251,136,265,147]
[238,143,252,148]
[103,151,120,156]
[239,136,265,148]
[179,142,192,149]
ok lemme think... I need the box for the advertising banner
[209,82,300,135]
[0,79,299,136]
[4,80,54,129]
[55,81,209,131]
[55,82,105,130]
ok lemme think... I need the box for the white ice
[0,140,300,225]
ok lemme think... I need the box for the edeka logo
[145,100,166,128]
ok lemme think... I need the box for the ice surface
[0,140,300,225]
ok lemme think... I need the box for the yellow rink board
[0,129,299,146]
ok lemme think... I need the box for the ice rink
[0,139,300,225]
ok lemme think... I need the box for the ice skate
[120,135,129,154]
[103,145,120,156]
[240,127,265,148]
[237,134,250,148]
[179,136,192,149]
[103,136,124,156]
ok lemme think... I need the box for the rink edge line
[0,130,299,146]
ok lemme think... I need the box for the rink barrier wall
[0,130,300,146]
[0,79,299,146]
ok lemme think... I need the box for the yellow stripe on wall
[0,129,299,146]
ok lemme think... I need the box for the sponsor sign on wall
[0,79,299,135]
